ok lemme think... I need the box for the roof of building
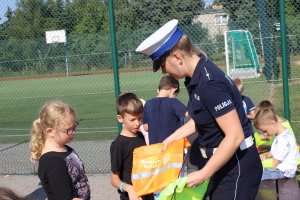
[196,8,228,15]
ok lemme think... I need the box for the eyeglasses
[58,122,79,135]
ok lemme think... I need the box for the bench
[256,177,300,200]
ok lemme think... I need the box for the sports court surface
[0,173,119,200]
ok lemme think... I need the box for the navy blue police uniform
[185,54,263,200]
[135,19,263,200]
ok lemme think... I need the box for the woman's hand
[162,136,174,151]
[190,109,244,186]
[186,170,209,188]
[162,118,196,151]
[124,184,142,200]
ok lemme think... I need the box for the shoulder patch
[214,99,232,111]
[194,94,200,101]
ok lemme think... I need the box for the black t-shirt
[110,132,146,185]
[38,145,90,200]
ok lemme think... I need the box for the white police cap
[136,19,183,72]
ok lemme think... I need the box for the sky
[0,0,17,24]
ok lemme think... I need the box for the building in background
[193,4,230,38]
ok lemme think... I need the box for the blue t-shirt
[143,97,187,144]
[185,55,252,148]
[242,95,255,134]
[242,95,255,116]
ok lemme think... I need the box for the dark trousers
[208,145,263,200]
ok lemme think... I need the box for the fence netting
[0,0,299,174]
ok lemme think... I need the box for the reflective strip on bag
[132,162,182,180]
[132,138,189,196]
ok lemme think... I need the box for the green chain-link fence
[0,0,299,175]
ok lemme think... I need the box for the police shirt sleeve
[202,82,235,118]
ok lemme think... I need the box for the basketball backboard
[45,29,66,44]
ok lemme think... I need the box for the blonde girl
[30,100,90,200]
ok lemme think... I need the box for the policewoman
[136,19,262,200]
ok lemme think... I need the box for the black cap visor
[152,50,171,72]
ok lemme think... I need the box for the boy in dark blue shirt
[143,75,188,144]
[233,78,256,121]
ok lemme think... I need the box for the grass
[0,58,300,144]
[0,70,168,143]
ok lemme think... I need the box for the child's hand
[124,184,142,200]
[258,144,271,153]
[260,134,270,141]
[260,154,267,161]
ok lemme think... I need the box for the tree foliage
[0,0,207,73]
[130,0,204,29]
[2,0,297,74]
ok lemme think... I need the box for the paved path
[0,173,119,200]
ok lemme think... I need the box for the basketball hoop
[45,29,69,76]
[45,29,66,44]
[52,35,61,47]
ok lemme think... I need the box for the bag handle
[171,152,189,200]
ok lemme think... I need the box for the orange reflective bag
[132,138,189,196]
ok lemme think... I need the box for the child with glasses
[110,93,154,200]
[30,100,90,200]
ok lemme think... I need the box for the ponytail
[29,100,75,161]
[29,118,45,161]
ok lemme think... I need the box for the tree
[73,0,109,34]
[0,0,209,73]
[130,0,204,29]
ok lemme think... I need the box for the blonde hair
[172,35,204,56]
[232,78,244,94]
[30,100,75,161]
[254,108,277,129]
[116,93,143,117]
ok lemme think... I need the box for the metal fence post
[108,0,122,133]
[279,0,291,121]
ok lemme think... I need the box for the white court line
[0,126,117,131]
[0,91,114,101]
[0,87,156,101]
